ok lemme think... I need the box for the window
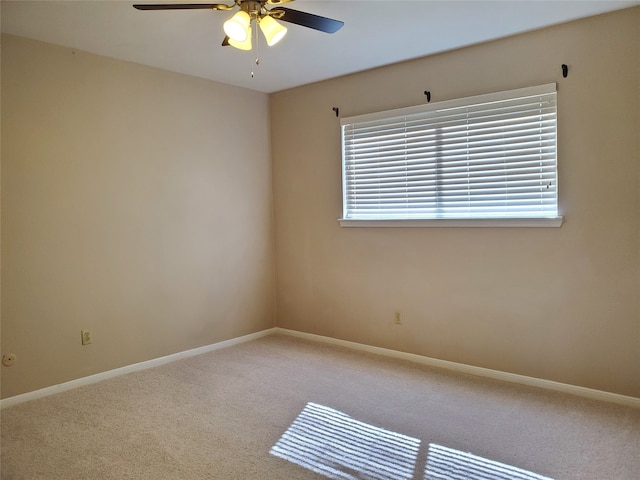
[340,84,562,227]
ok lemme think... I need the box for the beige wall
[1,35,275,398]
[271,8,640,397]
[2,7,639,401]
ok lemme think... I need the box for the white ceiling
[2,0,638,93]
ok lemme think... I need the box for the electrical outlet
[81,330,92,345]
[394,311,402,325]
[2,353,17,367]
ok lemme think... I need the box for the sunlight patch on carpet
[270,402,420,480]
[424,443,554,480]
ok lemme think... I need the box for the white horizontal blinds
[341,84,558,220]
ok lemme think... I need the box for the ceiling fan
[133,0,344,51]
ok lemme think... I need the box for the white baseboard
[274,327,640,409]
[4,326,638,409]
[0,328,278,409]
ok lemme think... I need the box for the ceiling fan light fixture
[259,15,287,47]
[223,10,251,42]
[228,26,253,50]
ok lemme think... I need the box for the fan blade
[266,0,295,5]
[133,3,231,10]
[271,7,343,34]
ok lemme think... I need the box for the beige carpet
[1,334,639,479]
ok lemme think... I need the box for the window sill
[338,217,564,228]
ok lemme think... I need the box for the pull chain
[251,18,260,78]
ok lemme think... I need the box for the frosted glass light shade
[229,26,252,50]
[259,15,287,46]
[224,10,251,42]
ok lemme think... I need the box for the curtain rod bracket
[424,90,431,102]
[332,107,339,117]
[562,64,568,78]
